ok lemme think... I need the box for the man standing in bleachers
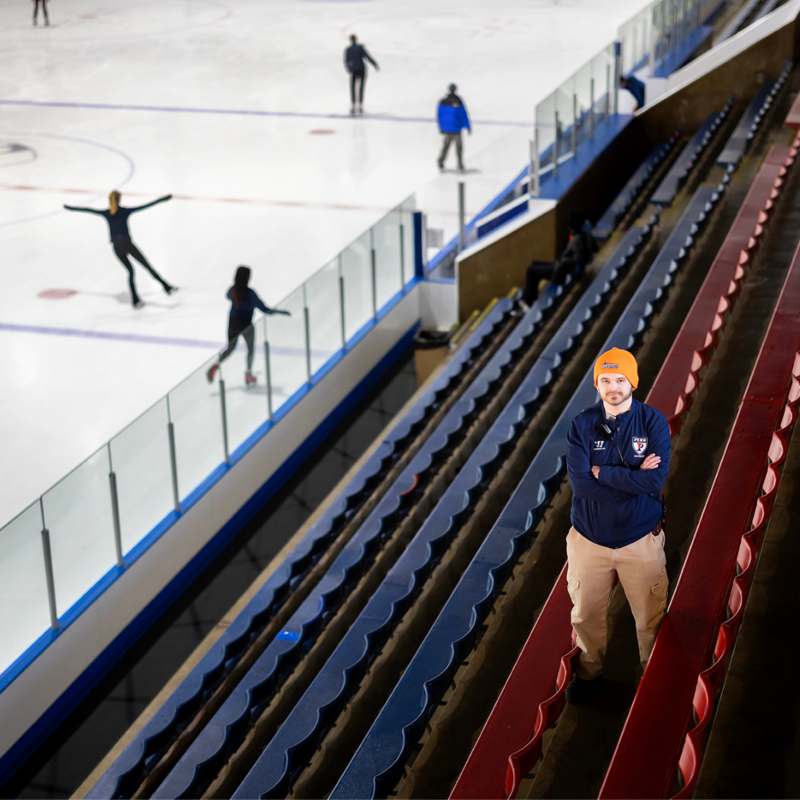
[344,34,379,116]
[620,74,646,111]
[563,348,670,704]
[437,84,471,171]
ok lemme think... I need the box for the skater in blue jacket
[437,84,471,171]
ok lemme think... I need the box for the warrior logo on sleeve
[632,437,648,456]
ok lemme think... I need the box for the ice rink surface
[0,0,649,526]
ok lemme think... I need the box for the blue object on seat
[84,302,513,800]
[230,219,657,800]
[717,81,775,167]
[593,134,678,241]
[651,101,732,206]
[149,282,574,799]
[327,185,723,800]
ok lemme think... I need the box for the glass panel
[372,209,403,311]
[574,60,593,149]
[535,91,556,173]
[110,398,173,555]
[400,195,416,286]
[219,319,269,453]
[306,259,343,377]
[0,503,52,673]
[42,447,116,617]
[266,285,307,413]
[555,75,575,159]
[340,229,374,342]
[168,353,226,501]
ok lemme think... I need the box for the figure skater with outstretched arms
[64,191,177,308]
[207,265,290,387]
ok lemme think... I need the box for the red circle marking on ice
[39,289,77,299]
[309,129,336,135]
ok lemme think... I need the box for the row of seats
[144,271,581,798]
[86,299,517,799]
[329,182,726,800]
[452,95,798,800]
[593,133,680,242]
[651,99,733,206]
[652,144,794,433]
[599,135,800,800]
[232,221,657,800]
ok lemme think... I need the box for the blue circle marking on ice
[0,130,135,228]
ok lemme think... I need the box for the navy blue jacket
[566,399,670,548]
[344,43,377,73]
[437,93,471,134]
[64,196,171,242]
[227,287,271,326]
[624,75,646,108]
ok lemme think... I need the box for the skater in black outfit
[521,213,597,307]
[64,191,177,309]
[32,0,49,26]
[207,266,291,387]
[344,34,379,115]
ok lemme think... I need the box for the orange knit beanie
[593,347,639,389]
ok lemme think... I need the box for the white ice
[0,0,650,669]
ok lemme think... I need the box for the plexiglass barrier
[533,44,616,191]
[531,0,704,195]
[0,195,417,678]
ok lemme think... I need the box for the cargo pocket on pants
[650,572,668,614]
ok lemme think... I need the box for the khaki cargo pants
[566,526,668,680]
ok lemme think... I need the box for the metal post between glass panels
[166,396,181,512]
[39,498,58,630]
[531,129,540,197]
[303,306,312,382]
[554,110,560,178]
[458,182,466,253]
[571,94,578,154]
[399,221,405,289]
[370,229,377,317]
[264,339,273,421]
[219,378,230,465]
[605,64,611,116]
[590,78,595,139]
[613,42,621,115]
[108,443,124,568]
[338,272,346,349]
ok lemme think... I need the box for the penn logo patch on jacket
[632,437,648,456]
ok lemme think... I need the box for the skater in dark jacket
[437,84,471,171]
[344,34,379,115]
[522,213,597,307]
[207,266,291,387]
[64,191,177,308]
[32,0,49,26]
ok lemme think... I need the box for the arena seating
[449,143,795,800]
[327,184,723,800]
[85,299,517,799]
[146,276,577,799]
[599,143,800,800]
[717,63,789,167]
[651,100,732,205]
[230,222,656,800]
[592,134,679,242]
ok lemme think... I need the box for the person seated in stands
[521,213,597,309]
[620,75,646,111]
